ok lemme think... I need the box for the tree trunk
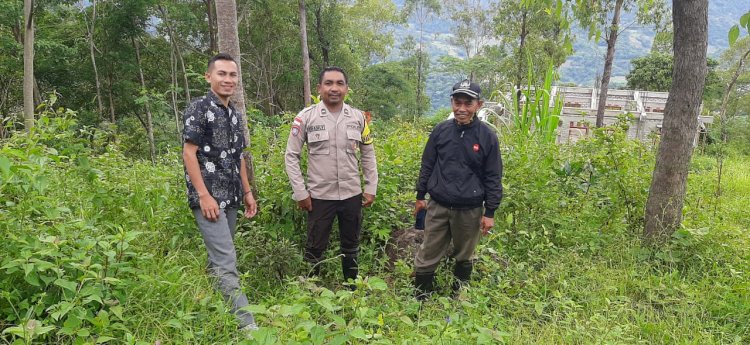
[314,4,330,67]
[643,0,708,243]
[204,0,219,53]
[170,39,181,139]
[85,0,105,119]
[132,36,156,165]
[514,9,528,113]
[595,0,623,128]
[23,0,35,131]
[415,6,425,120]
[215,0,249,140]
[299,0,312,107]
[215,0,255,188]
[107,71,116,123]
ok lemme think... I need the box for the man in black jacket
[413,79,503,299]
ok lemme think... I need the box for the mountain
[390,1,748,111]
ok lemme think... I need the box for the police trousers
[304,194,362,263]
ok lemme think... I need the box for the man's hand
[414,199,426,216]
[199,194,220,222]
[297,196,313,212]
[362,193,375,207]
[480,216,494,235]
[243,192,257,218]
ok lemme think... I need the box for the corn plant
[489,59,563,146]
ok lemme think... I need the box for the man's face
[317,71,348,107]
[451,94,483,125]
[205,59,238,100]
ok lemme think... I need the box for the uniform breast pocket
[346,130,362,154]
[308,130,330,155]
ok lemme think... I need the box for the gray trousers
[193,208,255,328]
[414,200,483,274]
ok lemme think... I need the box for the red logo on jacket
[473,144,480,152]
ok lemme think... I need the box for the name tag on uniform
[308,124,326,132]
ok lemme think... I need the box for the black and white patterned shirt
[183,90,247,209]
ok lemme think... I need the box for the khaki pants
[414,200,483,274]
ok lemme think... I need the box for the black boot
[452,261,473,294]
[414,272,435,301]
[342,256,358,289]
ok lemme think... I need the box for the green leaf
[741,12,750,30]
[110,306,124,320]
[329,334,349,345]
[0,155,10,177]
[315,297,336,312]
[2,325,25,337]
[349,326,367,340]
[368,277,387,291]
[399,315,413,326]
[278,304,305,316]
[77,327,90,337]
[729,25,740,46]
[54,278,78,292]
[96,336,116,344]
[310,325,326,345]
[534,301,545,316]
[24,272,41,287]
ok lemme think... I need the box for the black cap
[451,79,481,99]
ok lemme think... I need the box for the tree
[359,61,425,120]
[299,0,311,107]
[402,0,440,118]
[574,0,666,127]
[23,0,34,130]
[216,0,256,188]
[626,54,721,102]
[626,53,672,91]
[447,0,493,80]
[643,0,708,242]
[713,11,750,201]
[132,35,156,164]
[79,0,104,119]
[493,0,572,106]
[215,0,248,142]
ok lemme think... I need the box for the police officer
[285,66,378,284]
[413,79,503,299]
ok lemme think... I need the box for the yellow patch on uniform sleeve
[361,121,373,145]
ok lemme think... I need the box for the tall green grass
[1,107,748,344]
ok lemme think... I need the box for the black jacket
[416,117,503,217]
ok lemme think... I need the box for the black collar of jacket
[452,114,478,130]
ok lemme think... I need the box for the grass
[1,115,749,344]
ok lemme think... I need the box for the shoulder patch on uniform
[361,122,373,145]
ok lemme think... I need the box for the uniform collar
[317,102,351,117]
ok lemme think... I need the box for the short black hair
[208,53,237,71]
[318,66,348,85]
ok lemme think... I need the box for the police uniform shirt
[284,102,378,201]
